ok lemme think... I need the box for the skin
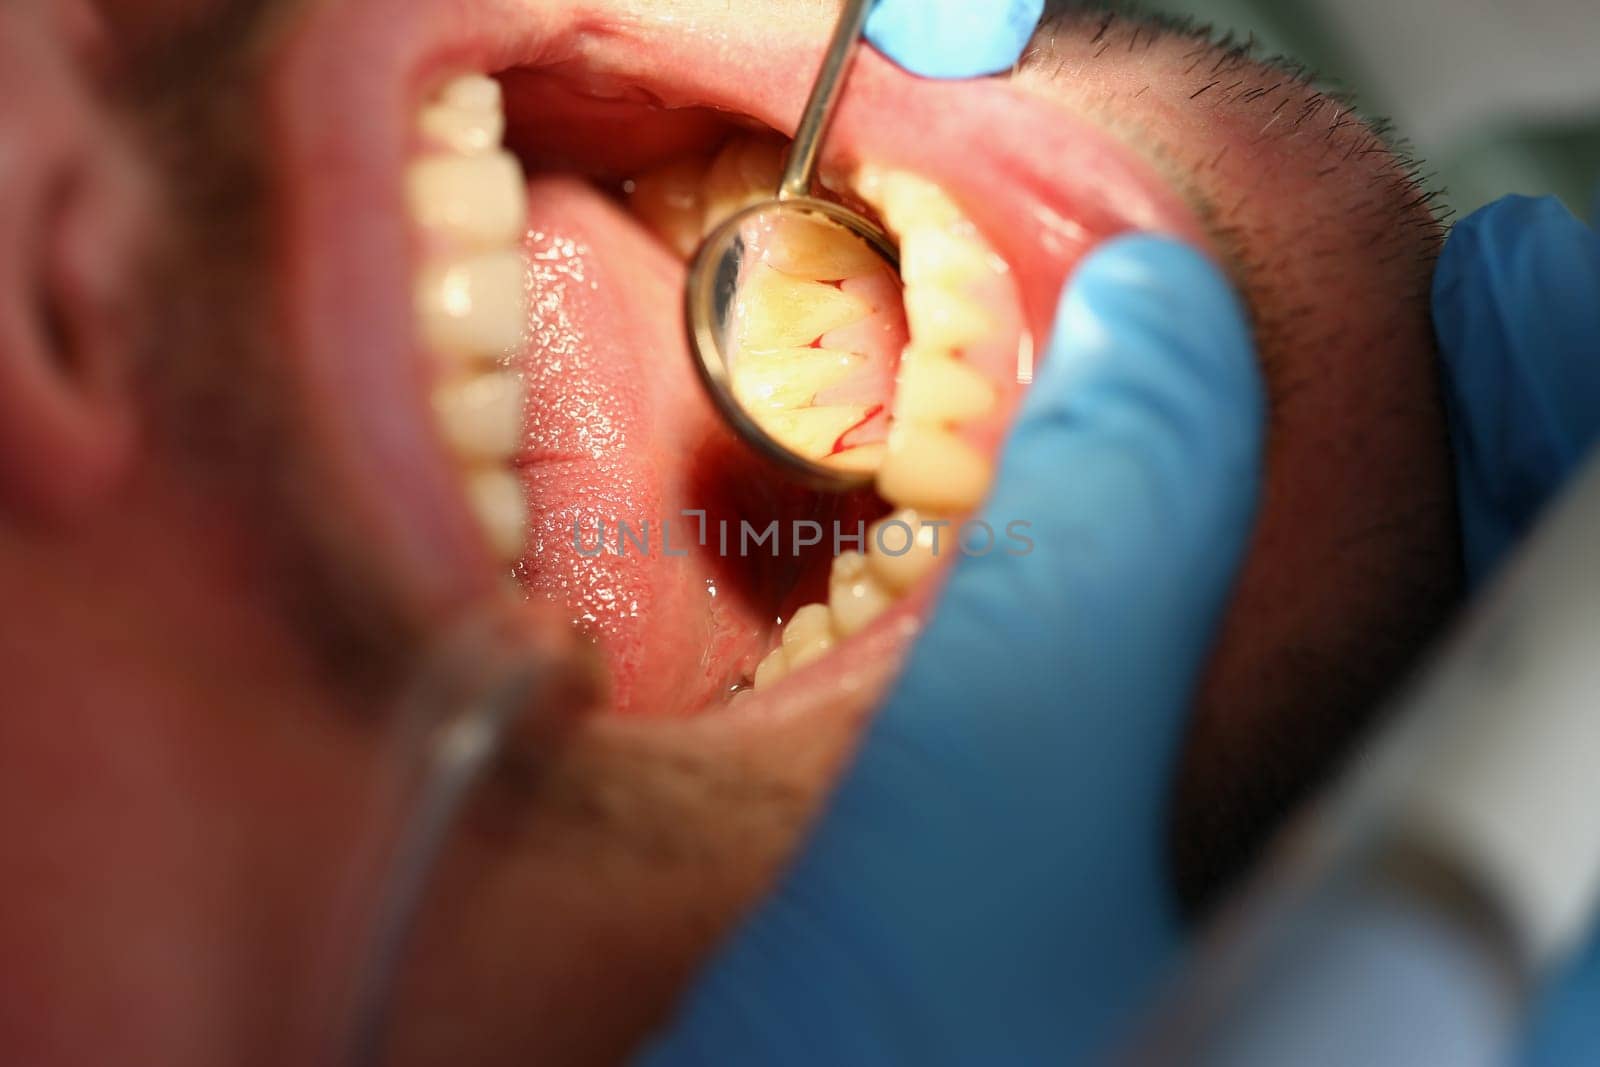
[0,0,1459,1065]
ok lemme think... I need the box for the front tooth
[904,285,993,351]
[781,603,836,670]
[433,371,525,461]
[900,228,995,289]
[407,150,528,248]
[866,508,949,593]
[877,423,992,513]
[855,166,965,232]
[416,249,527,358]
[753,647,790,689]
[894,349,995,424]
[731,347,859,411]
[733,264,872,350]
[465,467,527,560]
[760,405,870,462]
[829,552,894,637]
[419,74,506,156]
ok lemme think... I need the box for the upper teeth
[417,73,506,156]
[410,74,532,562]
[407,151,529,249]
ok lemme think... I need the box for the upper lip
[267,0,1213,643]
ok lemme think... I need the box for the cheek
[93,0,231,43]
[1169,316,1463,909]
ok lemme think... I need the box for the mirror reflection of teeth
[729,264,874,351]
[409,74,533,561]
[627,140,1019,693]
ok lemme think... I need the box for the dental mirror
[685,0,899,491]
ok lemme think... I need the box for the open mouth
[274,1,1213,721]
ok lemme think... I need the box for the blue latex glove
[1433,196,1600,1064]
[866,0,1045,79]
[1432,194,1600,587]
[641,236,1263,1065]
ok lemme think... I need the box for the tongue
[513,177,878,716]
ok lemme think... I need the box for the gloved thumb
[840,237,1265,1025]
[844,233,1265,1058]
[639,236,1264,1067]
[910,232,1265,782]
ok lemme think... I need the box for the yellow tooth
[416,250,527,358]
[826,443,887,474]
[781,603,836,670]
[855,166,965,232]
[465,467,526,561]
[904,284,993,352]
[894,349,995,424]
[433,371,524,461]
[900,228,994,289]
[753,647,790,689]
[702,138,785,235]
[627,156,709,259]
[829,552,894,637]
[877,423,992,513]
[733,264,871,350]
[731,348,859,411]
[759,405,870,462]
[418,75,505,156]
[407,150,528,248]
[866,508,950,593]
[763,214,885,280]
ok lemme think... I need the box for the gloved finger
[641,237,1265,1067]
[1432,195,1600,585]
[865,0,1044,79]
[844,234,1264,976]
[878,233,1263,849]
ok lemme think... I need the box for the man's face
[0,0,1460,1064]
